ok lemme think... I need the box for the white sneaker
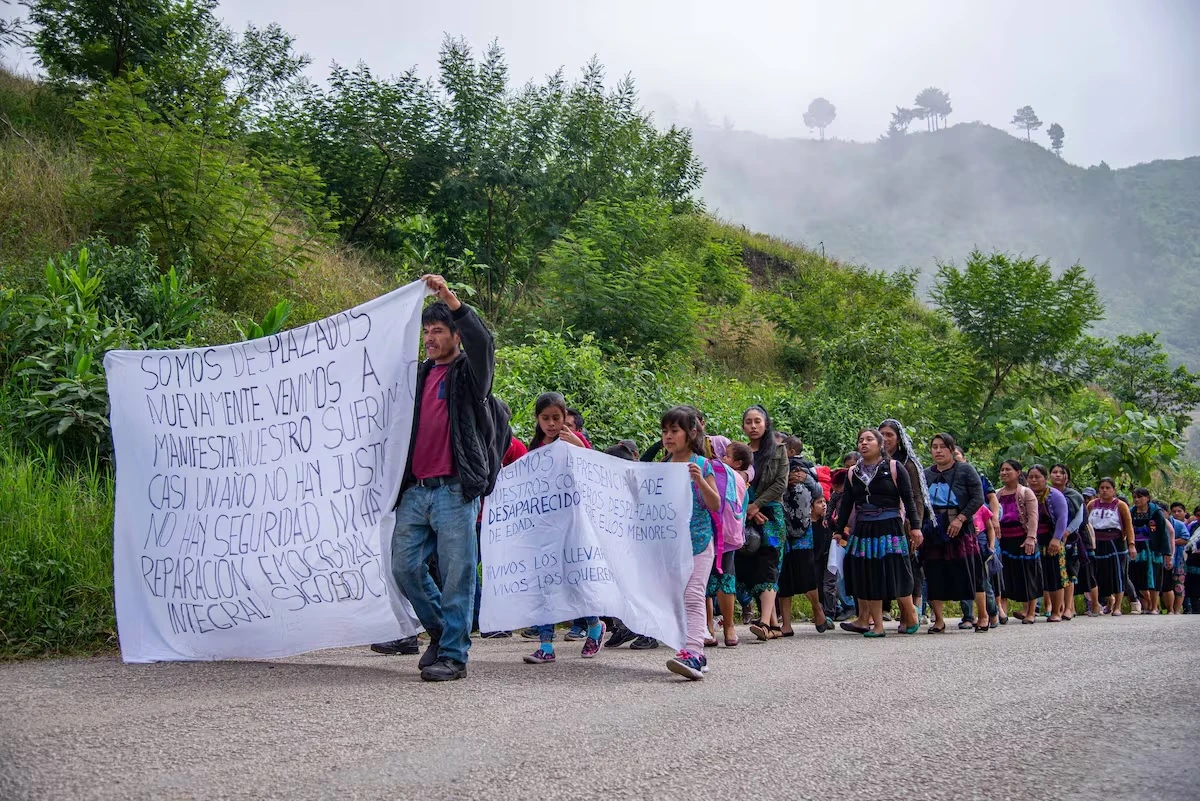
[1130,601,1143,614]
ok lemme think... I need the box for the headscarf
[880,418,931,513]
[708,435,731,459]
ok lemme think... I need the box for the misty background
[4,0,1199,362]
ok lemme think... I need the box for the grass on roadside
[0,441,116,659]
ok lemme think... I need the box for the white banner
[105,281,430,663]
[479,441,694,650]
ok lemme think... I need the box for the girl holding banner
[523,392,607,665]
[660,406,721,680]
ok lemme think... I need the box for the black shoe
[480,631,511,639]
[418,635,441,670]
[604,626,637,649]
[629,635,659,650]
[420,658,466,682]
[370,636,419,655]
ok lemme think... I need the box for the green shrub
[1,237,207,458]
[494,330,883,463]
[73,74,331,304]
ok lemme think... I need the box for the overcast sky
[5,1,1199,167]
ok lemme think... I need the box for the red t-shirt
[503,437,528,466]
[411,364,454,479]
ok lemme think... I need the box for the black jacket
[401,304,499,502]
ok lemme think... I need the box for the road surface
[2,615,1197,801]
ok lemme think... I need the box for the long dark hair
[661,406,705,457]
[743,405,777,487]
[530,392,569,449]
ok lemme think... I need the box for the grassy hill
[692,122,1200,366]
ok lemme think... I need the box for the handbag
[741,524,762,554]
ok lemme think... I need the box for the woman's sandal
[997,614,1009,625]
[724,635,740,647]
[1062,613,1075,621]
[863,630,886,638]
[814,620,833,633]
[927,625,946,634]
[1021,616,1036,624]
[749,620,771,641]
[769,625,784,639]
[704,636,719,647]
[839,621,870,634]
[898,623,920,635]
[780,628,795,638]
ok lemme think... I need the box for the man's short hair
[421,301,456,333]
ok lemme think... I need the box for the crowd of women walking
[477,399,1200,680]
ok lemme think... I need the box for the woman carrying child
[736,406,790,642]
[778,456,834,635]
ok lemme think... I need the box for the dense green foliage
[1,0,1197,656]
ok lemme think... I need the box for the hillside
[692,122,1200,367]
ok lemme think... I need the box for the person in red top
[388,275,500,682]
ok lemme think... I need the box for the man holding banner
[390,275,504,682]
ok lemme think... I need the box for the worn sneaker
[370,636,419,655]
[667,650,704,680]
[581,622,605,658]
[564,624,587,641]
[480,631,512,639]
[418,635,441,670]
[523,648,556,664]
[1130,601,1143,614]
[604,626,637,649]
[420,658,466,682]
[629,635,659,650]
[520,627,543,640]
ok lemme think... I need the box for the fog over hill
[690,122,1200,367]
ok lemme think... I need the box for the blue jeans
[392,484,481,665]
[961,572,998,620]
[537,618,598,643]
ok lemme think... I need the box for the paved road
[2,615,1197,801]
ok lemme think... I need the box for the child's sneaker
[699,654,709,674]
[666,650,704,680]
[564,624,587,641]
[581,622,605,658]
[523,648,555,664]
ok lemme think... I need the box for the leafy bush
[993,402,1182,488]
[494,330,883,463]
[73,74,331,304]
[1,238,206,458]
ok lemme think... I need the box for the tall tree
[802,97,836,140]
[931,250,1101,432]
[1011,105,1042,140]
[885,105,917,137]
[1047,122,1065,157]
[913,87,952,131]
[1080,332,1200,427]
[24,0,218,84]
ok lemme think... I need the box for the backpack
[813,465,832,500]
[712,460,747,553]
[479,394,512,497]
